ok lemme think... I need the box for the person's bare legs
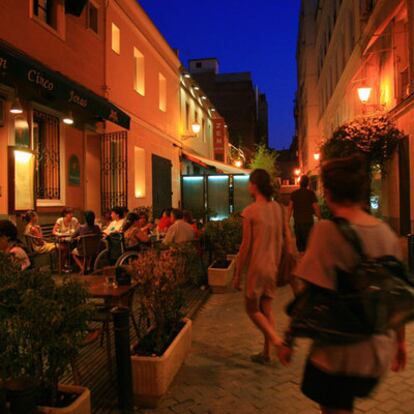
[321,407,352,414]
[259,296,277,358]
[245,296,282,350]
[72,253,84,274]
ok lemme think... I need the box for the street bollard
[112,306,134,414]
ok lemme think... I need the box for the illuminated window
[112,23,120,54]
[33,0,57,29]
[87,2,98,34]
[134,147,146,198]
[133,48,145,95]
[159,73,167,112]
[202,119,206,143]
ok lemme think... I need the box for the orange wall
[65,126,85,211]
[0,0,105,95]
[106,1,181,139]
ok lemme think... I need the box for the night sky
[138,0,301,150]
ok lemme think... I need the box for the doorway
[399,136,411,235]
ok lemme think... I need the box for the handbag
[276,203,296,287]
[286,217,414,344]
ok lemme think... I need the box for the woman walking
[233,169,291,363]
[278,155,406,413]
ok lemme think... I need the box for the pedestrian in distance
[288,175,321,253]
[278,155,407,414]
[233,169,293,364]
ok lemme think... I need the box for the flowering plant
[321,116,405,172]
[131,246,187,356]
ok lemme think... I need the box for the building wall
[179,76,215,160]
[0,0,105,94]
[296,0,414,233]
[106,0,182,210]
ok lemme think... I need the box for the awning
[182,151,250,175]
[0,41,130,129]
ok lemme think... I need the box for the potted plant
[205,215,242,293]
[0,252,93,414]
[129,247,192,408]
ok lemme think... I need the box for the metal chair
[24,234,56,270]
[93,232,125,271]
[75,233,103,274]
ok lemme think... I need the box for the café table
[55,234,74,276]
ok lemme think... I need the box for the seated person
[53,207,79,238]
[123,213,149,248]
[163,209,194,245]
[23,211,56,253]
[157,208,172,234]
[71,210,102,272]
[0,219,30,270]
[183,210,200,240]
[103,206,125,236]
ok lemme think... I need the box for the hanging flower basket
[321,116,407,172]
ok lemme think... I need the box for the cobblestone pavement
[138,287,414,414]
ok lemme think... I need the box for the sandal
[250,352,271,365]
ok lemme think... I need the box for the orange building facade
[296,0,414,234]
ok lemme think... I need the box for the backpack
[286,217,414,344]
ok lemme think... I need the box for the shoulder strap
[331,217,366,258]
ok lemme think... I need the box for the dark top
[291,188,317,224]
[73,224,101,239]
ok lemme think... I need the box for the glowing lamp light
[201,96,207,100]
[191,122,201,134]
[184,73,191,79]
[313,153,321,161]
[234,159,243,168]
[10,97,23,114]
[194,86,200,91]
[357,87,372,104]
[294,168,301,177]
[63,111,74,125]
[211,108,216,112]
[15,150,32,164]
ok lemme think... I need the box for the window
[33,0,57,29]
[134,147,146,198]
[111,23,120,54]
[101,131,127,212]
[133,48,145,95]
[158,73,167,112]
[33,110,60,200]
[202,119,206,142]
[87,2,98,34]
[196,62,202,68]
[185,102,190,130]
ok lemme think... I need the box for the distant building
[188,58,268,158]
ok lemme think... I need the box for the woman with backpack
[278,155,407,414]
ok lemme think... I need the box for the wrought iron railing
[100,131,128,213]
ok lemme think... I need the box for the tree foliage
[249,145,279,181]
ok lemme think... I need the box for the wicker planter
[38,385,91,414]
[208,259,235,293]
[131,318,192,408]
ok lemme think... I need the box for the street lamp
[63,111,74,125]
[234,159,243,168]
[313,153,321,161]
[294,168,301,177]
[357,87,372,104]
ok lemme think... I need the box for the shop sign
[27,69,54,91]
[68,90,88,108]
[213,118,225,154]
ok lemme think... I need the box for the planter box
[38,384,91,414]
[131,318,192,408]
[208,259,235,293]
[226,253,238,261]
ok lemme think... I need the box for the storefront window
[33,110,61,200]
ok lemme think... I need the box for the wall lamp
[181,122,201,140]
